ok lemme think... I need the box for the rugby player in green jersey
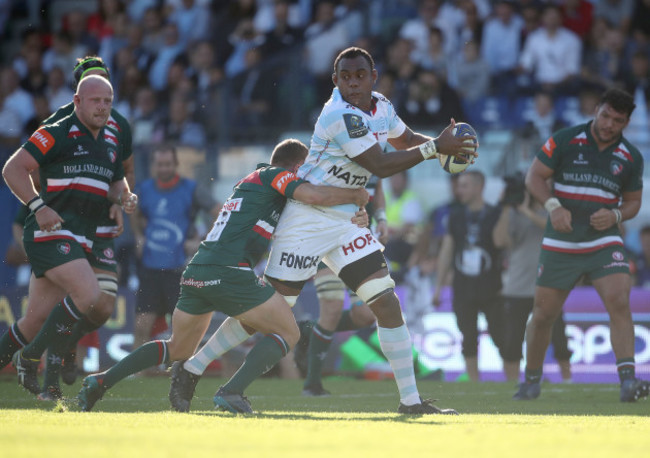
[2,76,137,397]
[77,139,369,412]
[514,88,650,402]
[0,57,136,400]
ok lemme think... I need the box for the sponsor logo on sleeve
[272,171,297,194]
[542,137,556,158]
[343,113,368,139]
[222,197,243,212]
[30,128,56,155]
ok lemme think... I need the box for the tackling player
[77,139,369,412]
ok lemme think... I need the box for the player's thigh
[591,272,632,316]
[44,258,100,309]
[536,249,586,290]
[233,292,299,347]
[532,285,570,324]
[18,274,66,340]
[315,264,346,328]
[167,308,213,360]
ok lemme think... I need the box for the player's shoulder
[41,102,74,126]
[619,136,644,163]
[107,108,131,134]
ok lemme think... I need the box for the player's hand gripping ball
[439,122,478,174]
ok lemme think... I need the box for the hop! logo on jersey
[57,242,71,255]
[30,128,56,155]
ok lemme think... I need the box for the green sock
[524,367,543,384]
[616,357,635,383]
[304,324,334,388]
[101,340,170,390]
[67,317,101,350]
[23,296,82,361]
[44,318,100,389]
[0,323,29,370]
[222,334,289,394]
[334,310,356,332]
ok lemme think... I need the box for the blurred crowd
[0,0,648,158]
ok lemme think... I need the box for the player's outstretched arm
[353,120,476,178]
[293,184,369,208]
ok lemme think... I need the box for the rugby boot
[398,397,459,415]
[61,350,78,385]
[37,384,63,401]
[302,382,331,397]
[169,360,201,412]
[620,378,650,402]
[13,350,41,395]
[77,375,106,412]
[513,380,541,400]
[213,387,253,414]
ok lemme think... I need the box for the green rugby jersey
[536,121,643,253]
[42,102,133,161]
[190,163,306,267]
[22,112,125,246]
[43,102,133,239]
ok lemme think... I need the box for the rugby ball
[438,122,478,174]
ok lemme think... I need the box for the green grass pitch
[2,375,649,457]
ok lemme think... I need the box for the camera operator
[493,173,572,382]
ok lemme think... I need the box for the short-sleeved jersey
[536,122,644,253]
[298,88,406,213]
[43,102,133,237]
[22,112,124,239]
[189,163,306,267]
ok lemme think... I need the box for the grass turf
[1,374,649,457]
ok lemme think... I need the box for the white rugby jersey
[299,88,406,190]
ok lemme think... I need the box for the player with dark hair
[3,76,137,398]
[514,88,650,402]
[262,46,473,414]
[77,139,370,412]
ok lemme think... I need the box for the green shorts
[536,245,630,290]
[24,238,91,278]
[87,238,118,274]
[175,264,276,316]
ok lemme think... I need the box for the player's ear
[372,69,378,85]
[332,72,337,86]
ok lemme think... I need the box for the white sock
[377,324,420,406]
[183,317,252,376]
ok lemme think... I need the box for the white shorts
[266,200,384,282]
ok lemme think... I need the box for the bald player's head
[74,75,113,134]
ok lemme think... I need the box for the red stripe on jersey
[34,234,92,252]
[107,119,121,132]
[67,131,85,138]
[542,240,623,254]
[569,138,587,145]
[253,225,272,240]
[554,190,618,204]
[48,183,107,197]
[239,170,262,186]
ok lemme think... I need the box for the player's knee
[356,275,395,305]
[282,321,300,350]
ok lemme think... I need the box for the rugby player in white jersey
[264,47,476,414]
